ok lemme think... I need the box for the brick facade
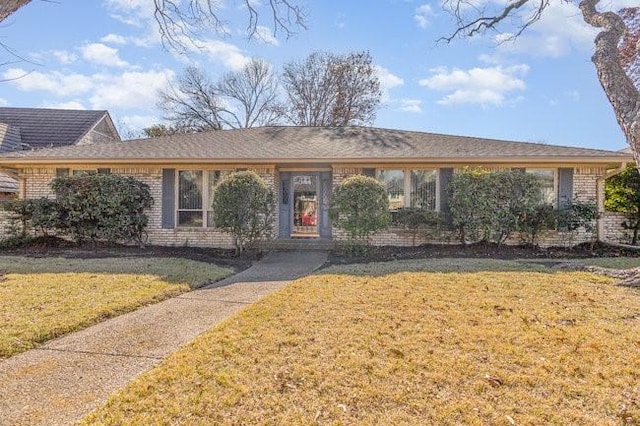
[7,164,614,248]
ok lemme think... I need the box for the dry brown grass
[85,269,640,425]
[0,257,233,358]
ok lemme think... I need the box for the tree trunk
[580,0,640,162]
[0,0,30,22]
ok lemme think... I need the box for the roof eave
[0,155,631,167]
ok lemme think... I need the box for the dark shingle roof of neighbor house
[0,173,18,192]
[0,107,110,151]
[0,126,631,164]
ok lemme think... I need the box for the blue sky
[0,0,632,150]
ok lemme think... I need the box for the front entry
[279,171,332,239]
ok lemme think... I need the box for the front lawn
[84,262,640,425]
[0,256,234,358]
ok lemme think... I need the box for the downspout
[596,162,626,242]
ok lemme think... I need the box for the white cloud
[375,66,404,102]
[2,68,94,96]
[400,99,423,113]
[104,0,156,27]
[189,39,250,70]
[52,50,77,64]
[42,100,86,110]
[496,1,598,57]
[0,98,7,106]
[120,114,160,130]
[2,67,175,110]
[81,43,129,68]
[100,33,128,45]
[419,64,529,106]
[254,26,279,46]
[88,70,175,109]
[414,3,434,29]
[376,66,404,90]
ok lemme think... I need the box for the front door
[292,174,319,237]
[279,171,332,239]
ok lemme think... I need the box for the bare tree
[441,0,640,164]
[282,51,382,126]
[158,66,224,132]
[142,124,185,138]
[217,59,284,128]
[1,1,305,52]
[158,59,284,131]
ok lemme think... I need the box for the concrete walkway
[0,250,327,426]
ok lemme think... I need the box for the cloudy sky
[0,0,632,150]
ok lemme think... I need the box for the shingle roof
[0,173,18,192]
[0,126,631,164]
[0,107,109,151]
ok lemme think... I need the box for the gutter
[596,161,628,242]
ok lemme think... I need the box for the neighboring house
[0,126,632,247]
[0,107,121,198]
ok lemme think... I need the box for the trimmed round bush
[329,174,390,243]
[211,170,275,253]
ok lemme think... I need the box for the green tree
[210,171,275,254]
[605,165,640,244]
[328,175,390,245]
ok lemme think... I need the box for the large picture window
[177,170,230,228]
[376,168,438,211]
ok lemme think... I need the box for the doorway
[292,174,318,237]
[279,171,332,239]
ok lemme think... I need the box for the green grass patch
[84,269,640,425]
[0,257,233,358]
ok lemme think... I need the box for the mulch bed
[0,236,258,273]
[326,241,640,266]
[3,236,640,273]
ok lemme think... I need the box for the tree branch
[580,0,640,161]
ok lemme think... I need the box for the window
[177,169,230,228]
[178,170,203,227]
[377,168,438,211]
[377,169,405,210]
[410,170,437,209]
[525,169,555,205]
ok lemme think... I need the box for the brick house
[0,126,632,248]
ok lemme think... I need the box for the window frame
[175,169,232,229]
[375,168,440,211]
[522,168,558,206]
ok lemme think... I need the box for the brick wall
[602,212,632,244]
[10,165,278,249]
[331,166,605,248]
[7,164,611,249]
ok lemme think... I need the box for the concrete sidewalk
[0,250,327,426]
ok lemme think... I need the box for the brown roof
[0,107,111,151]
[0,126,631,165]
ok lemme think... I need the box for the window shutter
[97,168,111,175]
[56,168,70,178]
[558,168,574,208]
[162,169,175,229]
[362,168,375,177]
[439,168,453,220]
